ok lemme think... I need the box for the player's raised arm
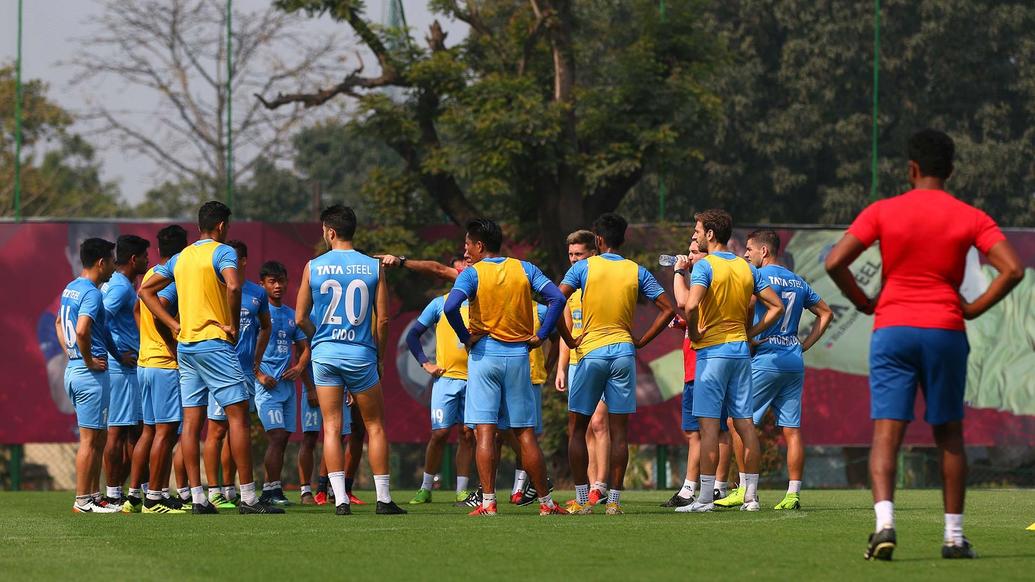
[381,255,460,282]
[824,233,876,314]
[374,262,390,363]
[961,239,1024,320]
[800,299,834,352]
[295,261,315,339]
[139,271,179,336]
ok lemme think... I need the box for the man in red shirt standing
[826,129,1023,561]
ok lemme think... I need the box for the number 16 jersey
[309,249,380,362]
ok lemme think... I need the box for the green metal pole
[657,0,667,221]
[226,0,233,211]
[11,444,24,490]
[14,0,24,221]
[870,0,880,201]
[656,445,667,490]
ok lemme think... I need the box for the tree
[259,0,723,274]
[71,0,343,204]
[0,65,121,217]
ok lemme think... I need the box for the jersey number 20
[320,279,370,327]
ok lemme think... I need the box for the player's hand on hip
[960,300,984,320]
[258,372,277,390]
[527,335,544,349]
[465,333,486,352]
[120,352,137,367]
[422,362,445,378]
[219,324,238,343]
[87,356,108,372]
[282,366,302,381]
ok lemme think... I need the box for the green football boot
[713,486,745,508]
[209,493,237,510]
[774,493,801,510]
[409,488,432,504]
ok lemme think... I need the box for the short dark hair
[80,238,115,269]
[908,129,954,180]
[157,225,188,259]
[694,209,733,244]
[321,204,357,240]
[198,201,232,232]
[466,218,503,253]
[115,235,150,265]
[592,213,628,248]
[259,260,288,280]
[746,229,781,257]
[566,229,597,250]
[227,239,247,258]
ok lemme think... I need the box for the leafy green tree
[0,65,122,217]
[259,0,723,273]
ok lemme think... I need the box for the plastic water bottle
[658,254,677,267]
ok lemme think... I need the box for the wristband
[399,256,408,267]
[674,269,689,278]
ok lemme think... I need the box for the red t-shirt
[847,189,1005,331]
[671,315,696,382]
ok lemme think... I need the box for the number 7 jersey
[309,249,380,362]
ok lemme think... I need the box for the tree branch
[255,53,397,109]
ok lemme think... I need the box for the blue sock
[317,476,330,493]
[344,477,355,494]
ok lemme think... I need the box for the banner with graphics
[2,221,1034,446]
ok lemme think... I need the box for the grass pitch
[1,489,1033,581]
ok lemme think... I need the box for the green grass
[2,489,1033,581]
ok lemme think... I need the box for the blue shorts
[751,368,804,427]
[430,377,467,430]
[178,343,249,410]
[207,373,256,421]
[139,367,181,424]
[681,381,729,432]
[569,355,636,415]
[466,354,535,428]
[255,380,297,432]
[107,364,141,426]
[870,326,969,425]
[299,392,352,435]
[64,363,110,430]
[312,358,379,394]
[692,357,752,419]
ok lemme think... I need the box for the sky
[0,0,466,206]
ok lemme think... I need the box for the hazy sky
[0,0,466,206]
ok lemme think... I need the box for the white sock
[592,481,608,493]
[208,486,222,501]
[513,470,528,495]
[329,471,348,505]
[140,482,149,493]
[788,480,802,495]
[177,487,190,501]
[106,486,121,499]
[715,480,728,495]
[262,482,274,492]
[191,486,206,505]
[607,489,621,505]
[699,475,716,503]
[575,484,590,504]
[944,513,964,545]
[128,487,143,498]
[744,473,759,503]
[92,492,102,503]
[240,482,258,505]
[146,490,163,501]
[874,500,895,531]
[538,493,556,508]
[483,492,496,509]
[456,475,469,493]
[678,479,695,500]
[374,474,392,503]
[738,472,746,488]
[301,485,313,495]
[421,472,435,491]
[224,485,238,500]
[161,488,170,499]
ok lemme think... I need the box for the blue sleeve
[690,259,712,288]
[257,288,270,316]
[155,254,178,280]
[103,321,121,359]
[751,264,770,293]
[80,288,103,322]
[451,267,478,300]
[103,284,131,316]
[158,281,176,304]
[803,280,821,309]
[536,282,566,341]
[638,267,664,301]
[444,289,471,344]
[521,261,552,293]
[417,297,444,328]
[560,260,588,290]
[406,322,430,365]
[537,303,548,325]
[213,244,238,274]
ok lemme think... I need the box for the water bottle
[658,254,678,267]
